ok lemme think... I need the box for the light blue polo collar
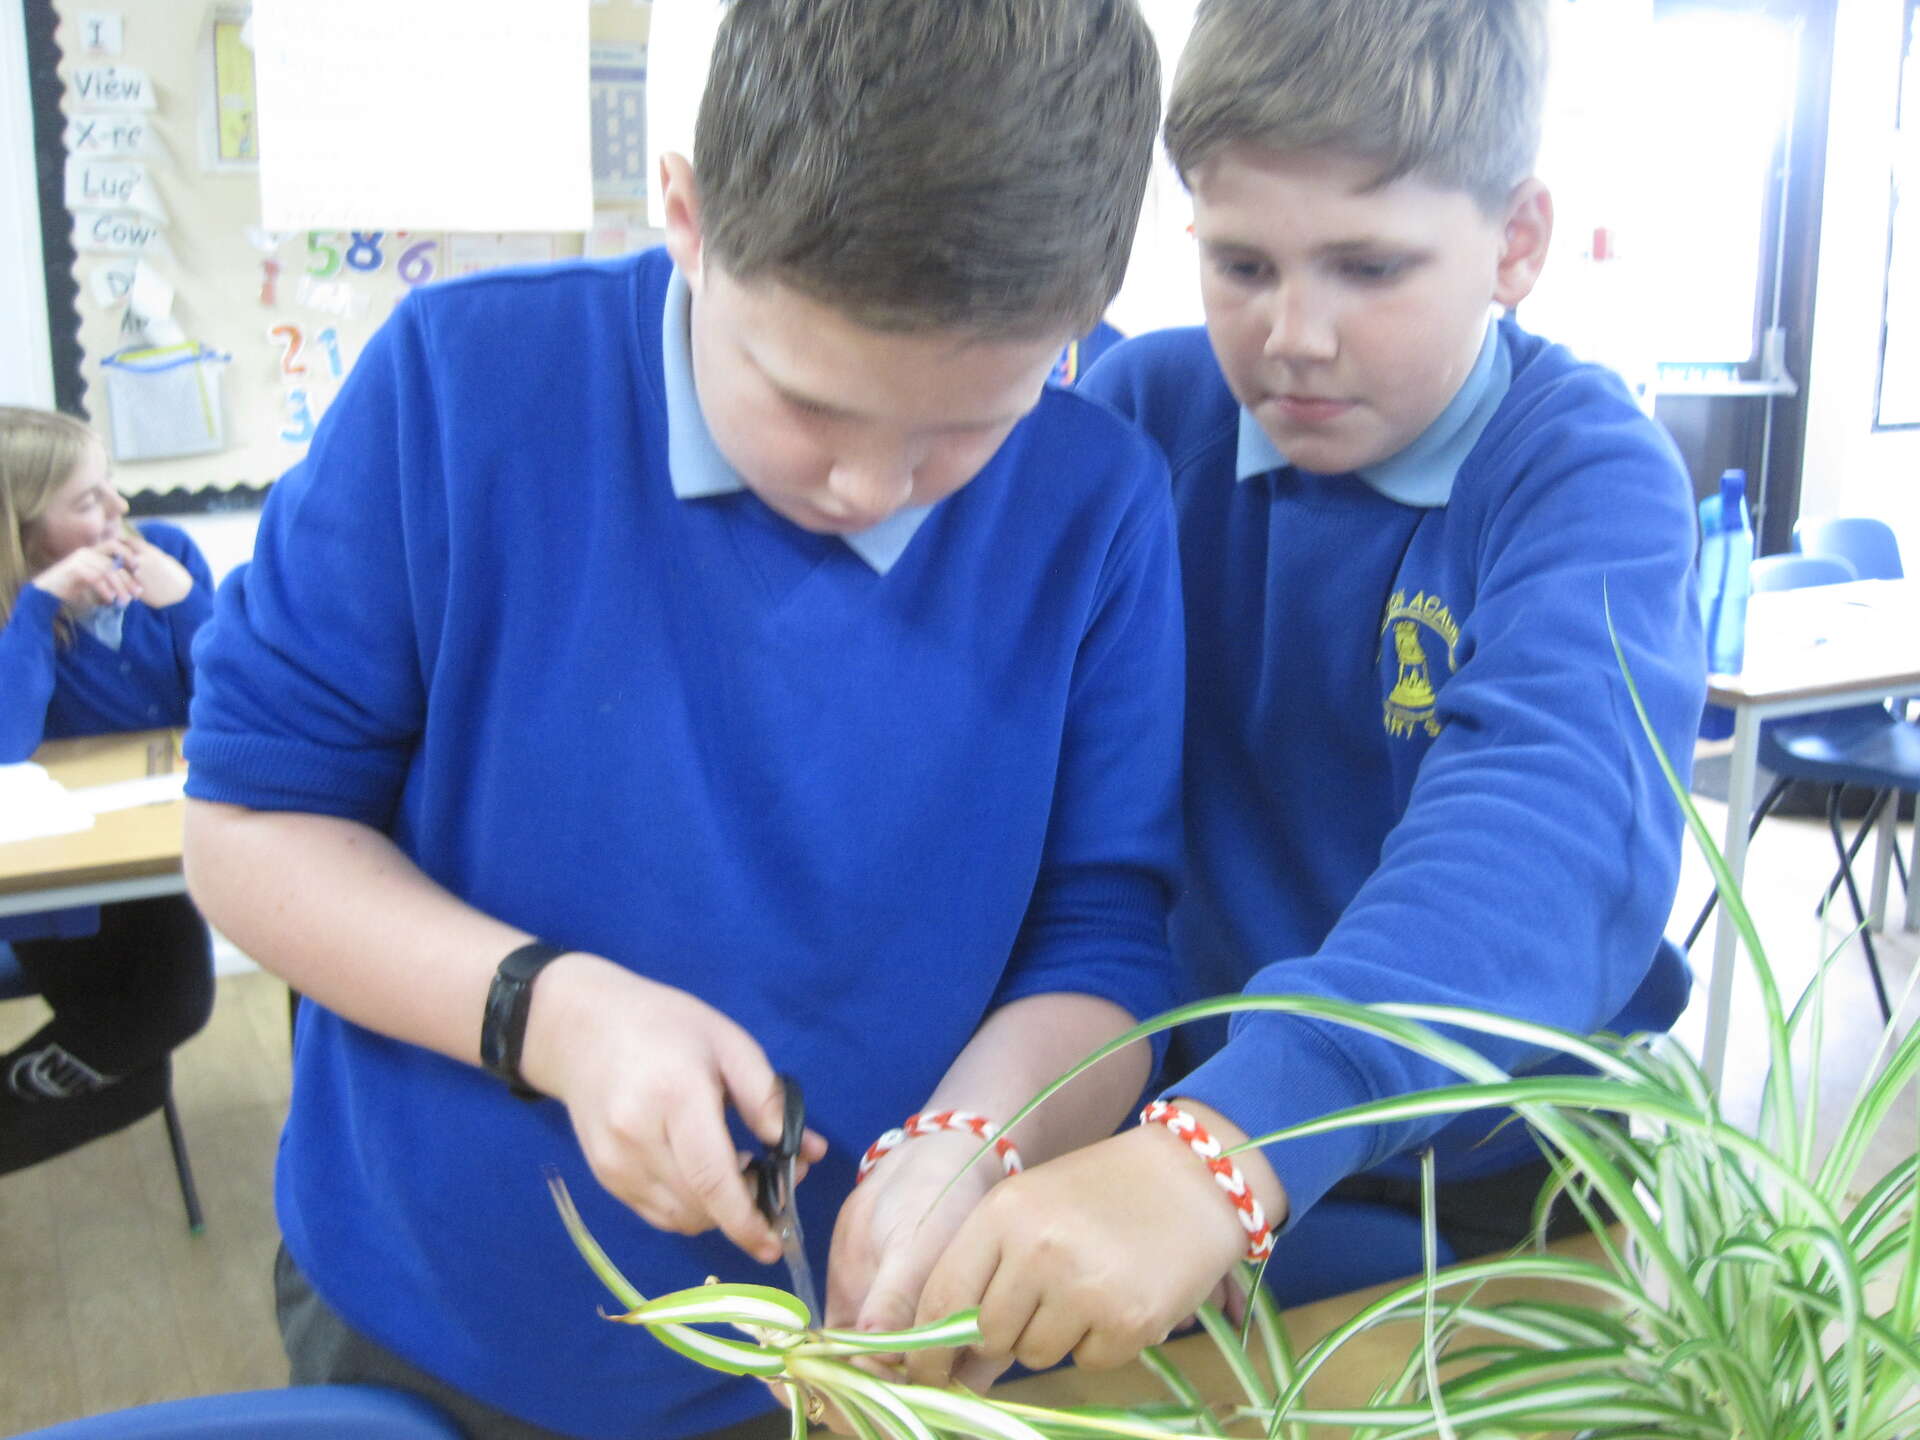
[1234,315,1509,507]
[661,265,930,574]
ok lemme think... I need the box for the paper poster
[443,233,557,278]
[70,63,156,109]
[209,12,259,166]
[251,0,592,231]
[71,209,169,255]
[75,13,124,57]
[591,44,648,203]
[644,0,722,229]
[65,156,169,220]
[585,211,662,260]
[65,112,155,156]
[89,257,139,307]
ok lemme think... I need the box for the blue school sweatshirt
[184,249,1184,1440]
[0,521,211,763]
[1083,319,1705,1223]
[0,521,210,943]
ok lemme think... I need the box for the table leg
[1869,792,1897,931]
[1703,707,1760,1090]
[1908,809,1920,933]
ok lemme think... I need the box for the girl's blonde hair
[0,405,119,642]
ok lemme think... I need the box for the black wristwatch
[479,941,567,1099]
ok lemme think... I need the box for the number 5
[306,231,342,278]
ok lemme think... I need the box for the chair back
[11,1385,465,1439]
[0,944,32,1002]
[1750,553,1857,594]
[1793,515,1905,581]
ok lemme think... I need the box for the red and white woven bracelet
[855,1110,1023,1184]
[1140,1100,1275,1261]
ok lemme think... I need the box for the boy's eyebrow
[767,378,857,419]
[761,367,1035,433]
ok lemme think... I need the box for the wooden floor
[0,783,1915,1434]
[0,965,291,1430]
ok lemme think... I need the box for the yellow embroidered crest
[1380,589,1459,738]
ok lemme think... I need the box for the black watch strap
[480,941,566,1099]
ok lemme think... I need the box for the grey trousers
[275,1243,791,1440]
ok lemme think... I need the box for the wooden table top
[0,729,185,898]
[992,1230,1612,1430]
[1708,577,1920,707]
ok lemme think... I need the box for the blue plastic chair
[1684,551,1905,1020]
[1794,515,1905,581]
[1788,517,1916,903]
[10,1385,463,1439]
[0,944,203,1230]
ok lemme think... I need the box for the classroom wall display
[30,0,655,507]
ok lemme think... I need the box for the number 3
[280,388,315,444]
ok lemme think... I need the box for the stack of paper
[0,763,97,845]
[70,771,187,814]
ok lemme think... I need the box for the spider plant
[551,631,1920,1440]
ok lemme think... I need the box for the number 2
[270,323,306,376]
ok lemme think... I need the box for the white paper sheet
[0,765,97,846]
[68,772,188,815]
[643,0,722,230]
[252,0,592,232]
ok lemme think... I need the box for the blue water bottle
[1705,468,1752,675]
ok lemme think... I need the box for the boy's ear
[1492,178,1553,310]
[659,153,705,286]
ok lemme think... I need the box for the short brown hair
[1166,0,1548,212]
[695,0,1159,337]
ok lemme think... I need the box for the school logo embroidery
[1380,590,1460,738]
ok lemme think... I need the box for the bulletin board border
[125,483,271,516]
[26,0,84,421]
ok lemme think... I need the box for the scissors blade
[755,1074,820,1324]
[775,1178,821,1325]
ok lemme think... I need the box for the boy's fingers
[669,1110,778,1261]
[854,1245,922,1338]
[905,1226,1005,1385]
[712,1027,789,1149]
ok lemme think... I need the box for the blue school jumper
[184,249,1184,1440]
[1083,318,1705,1225]
[0,521,210,762]
[0,522,211,943]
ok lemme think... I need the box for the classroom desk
[0,728,187,919]
[994,1229,1612,1425]
[1701,578,1920,1087]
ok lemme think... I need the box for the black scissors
[744,1072,820,1324]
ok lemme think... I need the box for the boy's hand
[905,1112,1284,1384]
[518,954,826,1263]
[31,538,140,609]
[124,534,195,608]
[826,1129,1005,1334]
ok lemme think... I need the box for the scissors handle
[777,1073,805,1157]
[750,1073,805,1221]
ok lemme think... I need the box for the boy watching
[182,3,1179,1437]
[912,0,1706,1380]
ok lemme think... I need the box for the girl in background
[0,406,216,1170]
